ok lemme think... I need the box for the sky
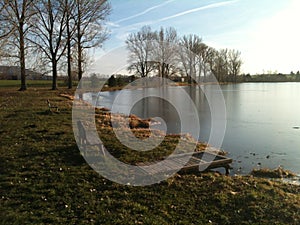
[96,0,300,75]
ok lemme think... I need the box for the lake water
[85,82,300,175]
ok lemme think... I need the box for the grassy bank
[0,86,299,224]
[0,80,78,88]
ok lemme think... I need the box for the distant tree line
[0,0,110,90]
[107,74,136,87]
[240,71,300,82]
[126,26,243,83]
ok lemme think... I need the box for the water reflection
[85,83,300,174]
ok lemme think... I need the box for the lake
[85,82,300,175]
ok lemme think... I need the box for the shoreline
[64,92,300,181]
[1,86,299,224]
[87,97,300,182]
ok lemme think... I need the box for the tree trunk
[52,59,58,90]
[203,65,206,83]
[19,25,26,91]
[161,63,165,78]
[67,15,72,89]
[77,3,83,83]
[78,43,83,81]
[67,44,72,89]
[234,70,237,83]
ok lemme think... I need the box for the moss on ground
[251,167,296,179]
[0,86,299,224]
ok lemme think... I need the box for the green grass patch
[0,86,299,224]
[0,80,78,88]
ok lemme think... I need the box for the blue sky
[97,0,300,74]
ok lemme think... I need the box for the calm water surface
[86,83,300,175]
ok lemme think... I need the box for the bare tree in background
[126,26,156,77]
[70,46,94,80]
[152,27,178,79]
[179,34,202,83]
[73,0,111,82]
[30,0,67,90]
[195,43,210,82]
[0,0,36,91]
[228,49,242,82]
[125,27,244,84]
[203,47,215,81]
[206,48,228,82]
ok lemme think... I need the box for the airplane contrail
[112,0,238,41]
[158,0,238,22]
[115,0,176,23]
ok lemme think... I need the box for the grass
[251,167,296,179]
[0,85,299,224]
[0,80,77,88]
[92,110,206,165]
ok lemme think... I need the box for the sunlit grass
[0,79,78,88]
[0,86,299,224]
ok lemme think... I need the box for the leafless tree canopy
[126,26,180,79]
[126,26,243,83]
[126,26,156,77]
[179,34,202,83]
[0,0,111,90]
[0,0,36,90]
[74,0,111,82]
[1,1,242,89]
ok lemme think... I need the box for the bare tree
[0,2,15,40]
[30,0,67,90]
[195,43,211,82]
[228,49,242,82]
[73,0,111,82]
[206,48,230,82]
[205,47,217,81]
[69,46,94,80]
[179,34,202,83]
[218,48,229,82]
[126,26,156,77]
[0,0,36,90]
[125,25,243,84]
[0,35,9,60]
[152,27,178,79]
[63,0,76,88]
[0,2,10,40]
